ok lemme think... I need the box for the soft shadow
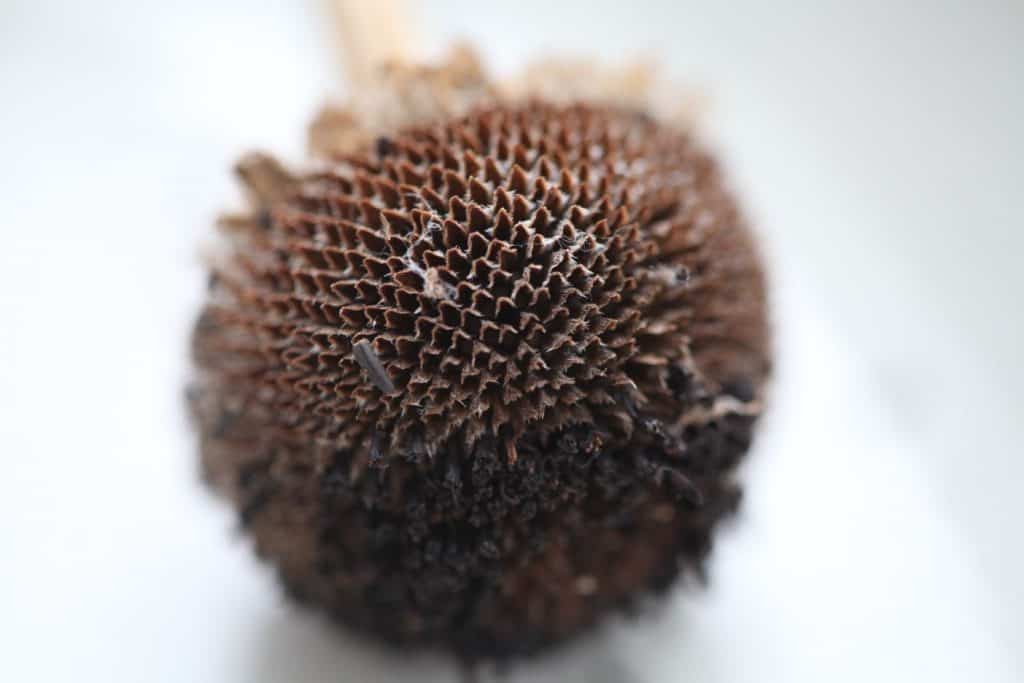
[246,605,457,683]
[510,634,640,683]
[246,603,656,683]
[606,593,726,683]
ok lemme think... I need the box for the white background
[1,1,1021,681]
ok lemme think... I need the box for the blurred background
[1,0,1021,681]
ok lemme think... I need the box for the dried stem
[325,0,418,86]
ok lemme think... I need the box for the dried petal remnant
[191,102,770,662]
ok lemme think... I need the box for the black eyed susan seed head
[191,101,770,662]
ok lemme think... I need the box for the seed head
[191,102,770,662]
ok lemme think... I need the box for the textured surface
[6,2,1024,681]
[190,102,769,659]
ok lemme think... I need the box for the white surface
[1,1,1021,681]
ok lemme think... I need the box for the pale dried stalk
[315,1,493,157]
[314,1,702,159]
[326,0,418,87]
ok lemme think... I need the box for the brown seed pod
[190,101,770,662]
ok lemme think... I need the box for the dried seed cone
[191,102,770,660]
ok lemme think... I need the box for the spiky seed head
[191,102,770,661]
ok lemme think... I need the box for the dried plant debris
[190,101,770,662]
[310,43,494,158]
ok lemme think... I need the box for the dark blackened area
[202,404,757,663]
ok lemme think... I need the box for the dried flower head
[191,101,769,662]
